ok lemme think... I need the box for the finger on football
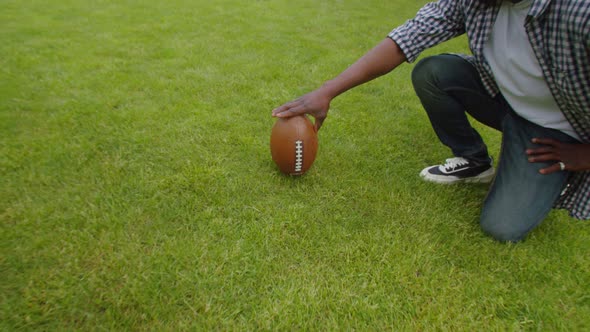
[315,117,324,132]
[274,105,306,118]
[272,101,297,116]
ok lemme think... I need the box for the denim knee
[480,217,526,242]
[411,55,464,92]
[479,190,534,243]
[411,56,442,92]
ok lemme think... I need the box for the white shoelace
[441,157,469,171]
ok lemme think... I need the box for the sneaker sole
[419,166,495,184]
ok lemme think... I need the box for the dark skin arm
[527,138,590,174]
[272,38,406,131]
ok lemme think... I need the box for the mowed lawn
[1,0,589,330]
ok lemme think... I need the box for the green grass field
[2,0,589,330]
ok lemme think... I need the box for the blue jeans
[411,55,578,242]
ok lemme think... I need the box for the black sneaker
[420,157,495,184]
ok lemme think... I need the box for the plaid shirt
[389,0,590,220]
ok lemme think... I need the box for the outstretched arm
[272,38,406,131]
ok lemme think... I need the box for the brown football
[270,115,318,175]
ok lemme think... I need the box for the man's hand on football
[272,89,331,131]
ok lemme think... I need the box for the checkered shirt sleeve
[387,0,466,63]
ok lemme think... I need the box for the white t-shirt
[483,0,579,140]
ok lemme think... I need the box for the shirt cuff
[388,26,422,63]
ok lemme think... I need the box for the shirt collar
[527,0,552,17]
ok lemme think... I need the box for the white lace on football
[294,140,303,173]
[440,157,469,171]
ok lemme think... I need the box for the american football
[270,115,318,175]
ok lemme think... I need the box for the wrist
[318,80,343,100]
